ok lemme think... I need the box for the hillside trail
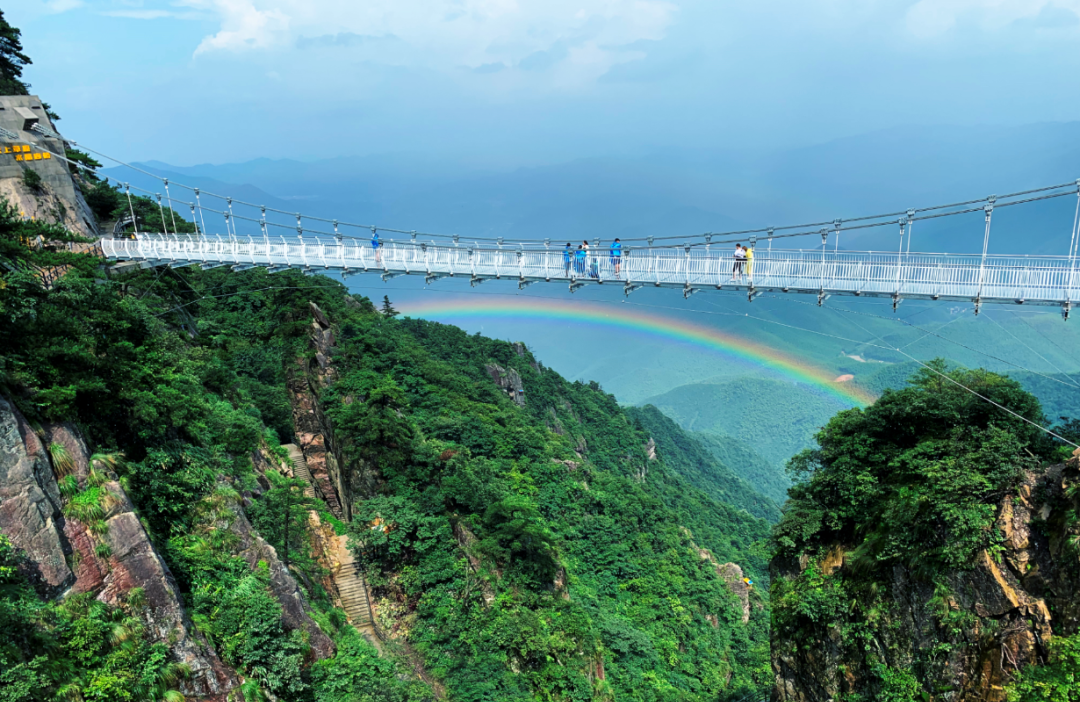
[284,444,317,498]
[330,535,382,651]
[282,444,381,651]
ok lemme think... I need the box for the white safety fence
[101,234,1080,311]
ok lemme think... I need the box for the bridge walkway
[104,234,1080,314]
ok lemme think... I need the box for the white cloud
[180,0,677,80]
[45,0,84,13]
[102,8,175,18]
[181,0,290,54]
[906,0,1080,37]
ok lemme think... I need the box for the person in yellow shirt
[745,244,754,278]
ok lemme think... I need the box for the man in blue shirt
[371,230,382,263]
[610,238,622,277]
[563,242,573,276]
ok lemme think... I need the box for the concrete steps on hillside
[282,444,317,498]
[332,535,375,630]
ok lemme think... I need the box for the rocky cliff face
[225,482,336,660]
[0,174,98,238]
[286,302,349,519]
[0,395,239,699]
[0,95,99,237]
[485,363,526,406]
[771,460,1080,702]
[1,392,344,698]
[0,395,72,595]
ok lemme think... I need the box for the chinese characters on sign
[1,144,51,162]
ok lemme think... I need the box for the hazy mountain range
[106,121,1080,255]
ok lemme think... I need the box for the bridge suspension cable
[34,135,1080,252]
[737,293,1080,389]
[16,131,1080,316]
[618,298,1080,447]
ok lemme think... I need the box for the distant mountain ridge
[627,405,782,522]
[105,120,1080,255]
[640,377,844,471]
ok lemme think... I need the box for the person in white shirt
[732,244,746,280]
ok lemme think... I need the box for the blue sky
[10,0,1080,166]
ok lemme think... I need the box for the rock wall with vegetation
[769,364,1080,702]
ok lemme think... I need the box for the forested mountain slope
[0,197,773,700]
[640,377,841,474]
[690,431,790,506]
[625,405,780,522]
[346,310,775,699]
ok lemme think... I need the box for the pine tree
[381,295,398,318]
[263,476,313,567]
[0,10,31,96]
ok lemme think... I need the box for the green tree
[326,373,415,474]
[250,472,315,567]
[773,361,1049,573]
[21,168,42,193]
[0,10,30,96]
[381,295,398,318]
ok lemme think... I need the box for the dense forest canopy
[774,362,1059,571]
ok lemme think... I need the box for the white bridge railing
[102,234,1080,314]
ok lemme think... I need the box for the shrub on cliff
[1006,634,1080,702]
[774,360,1051,573]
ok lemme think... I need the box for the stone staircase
[282,444,316,498]
[332,535,374,629]
[282,444,377,637]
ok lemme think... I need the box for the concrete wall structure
[0,95,98,236]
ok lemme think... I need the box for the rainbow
[400,297,876,407]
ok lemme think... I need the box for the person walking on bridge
[745,243,754,280]
[574,244,586,277]
[564,242,573,276]
[610,238,622,277]
[371,230,382,264]
[731,244,746,280]
[584,240,599,279]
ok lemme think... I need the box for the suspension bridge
[102,232,1080,316]
[8,126,1080,318]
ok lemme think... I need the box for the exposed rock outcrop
[484,363,526,406]
[716,562,751,625]
[94,485,240,698]
[0,395,239,699]
[680,525,753,626]
[771,462,1080,702]
[308,511,342,599]
[222,491,336,660]
[286,302,349,519]
[0,94,99,238]
[0,177,98,237]
[0,396,73,595]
